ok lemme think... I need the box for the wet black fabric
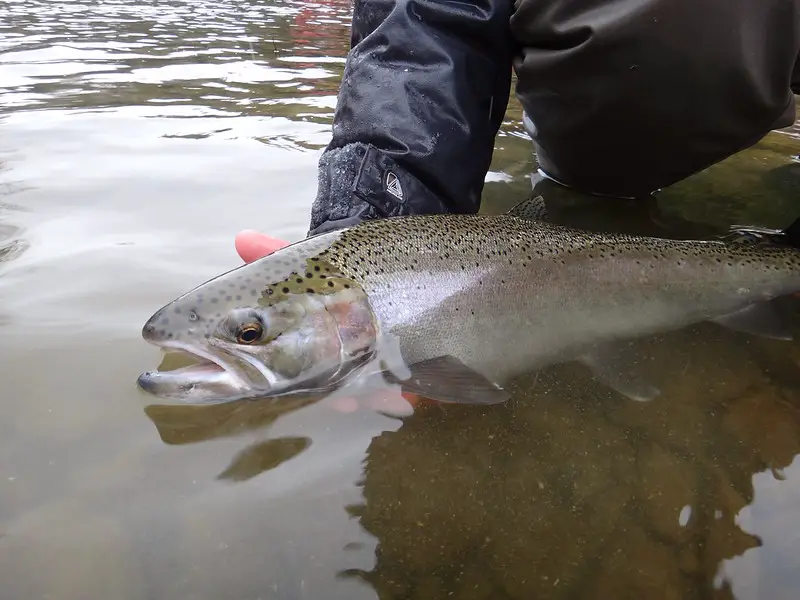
[307,0,800,235]
[309,143,454,235]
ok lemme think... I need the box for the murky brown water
[2,1,800,599]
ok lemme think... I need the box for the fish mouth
[137,341,264,403]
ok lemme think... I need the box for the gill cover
[235,286,381,396]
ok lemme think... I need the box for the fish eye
[236,323,263,344]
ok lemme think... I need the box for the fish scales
[315,215,800,381]
[138,206,800,404]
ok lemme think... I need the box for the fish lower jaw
[137,343,260,402]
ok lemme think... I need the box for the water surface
[2,1,800,599]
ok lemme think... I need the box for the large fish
[137,197,800,405]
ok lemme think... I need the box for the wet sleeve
[307,0,515,236]
[792,54,800,94]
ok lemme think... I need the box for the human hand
[234,229,290,263]
[233,228,424,414]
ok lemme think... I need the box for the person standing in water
[236,0,800,262]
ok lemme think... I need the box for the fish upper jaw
[141,311,163,343]
[205,338,281,389]
[136,337,271,402]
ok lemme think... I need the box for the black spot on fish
[282,287,289,293]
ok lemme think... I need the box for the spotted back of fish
[143,229,353,342]
[145,212,800,345]
[322,213,800,286]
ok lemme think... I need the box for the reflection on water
[0,154,29,266]
[1,1,800,599]
[144,393,321,446]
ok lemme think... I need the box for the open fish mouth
[137,342,255,403]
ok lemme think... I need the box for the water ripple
[1,3,800,600]
[1,0,352,133]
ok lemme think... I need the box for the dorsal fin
[506,195,548,221]
[784,215,800,247]
[726,215,800,248]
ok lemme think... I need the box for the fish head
[137,234,379,403]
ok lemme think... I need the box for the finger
[400,392,424,408]
[325,391,423,416]
[363,391,423,416]
[234,230,290,263]
[329,397,359,413]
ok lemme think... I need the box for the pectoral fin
[580,343,660,402]
[375,333,412,381]
[711,303,793,341]
[383,355,511,405]
[726,215,800,249]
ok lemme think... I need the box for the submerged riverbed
[2,1,800,599]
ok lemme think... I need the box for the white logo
[385,171,404,200]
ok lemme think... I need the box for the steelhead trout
[137,198,800,405]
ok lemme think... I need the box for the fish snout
[142,308,173,343]
[142,319,163,343]
[142,321,160,341]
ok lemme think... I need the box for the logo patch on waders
[385,171,404,201]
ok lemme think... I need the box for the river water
[1,1,800,599]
